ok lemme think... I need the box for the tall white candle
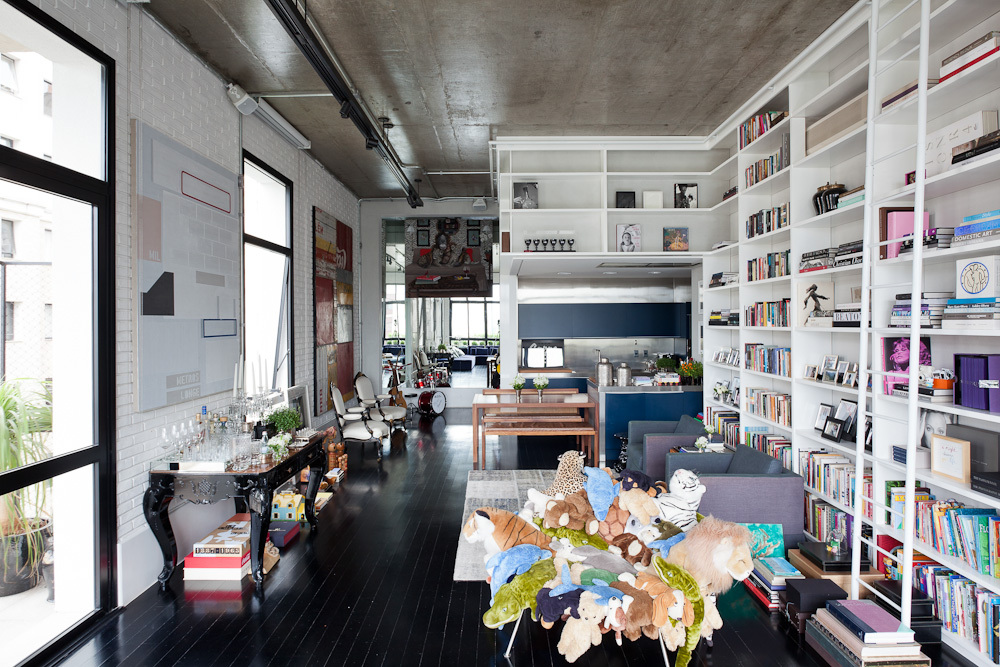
[251,361,257,395]
[233,362,239,398]
[264,360,270,392]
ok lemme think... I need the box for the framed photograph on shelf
[803,365,818,380]
[617,224,641,252]
[821,355,839,372]
[512,182,538,210]
[834,399,858,434]
[931,434,971,483]
[730,376,741,406]
[814,403,833,431]
[842,371,857,388]
[822,367,838,383]
[822,418,845,442]
[663,227,689,251]
[616,191,636,208]
[835,361,849,384]
[674,183,697,208]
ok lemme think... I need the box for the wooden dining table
[471,389,599,470]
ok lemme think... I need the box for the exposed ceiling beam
[261,0,423,207]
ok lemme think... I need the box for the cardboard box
[193,514,251,557]
[268,520,300,548]
[806,91,867,155]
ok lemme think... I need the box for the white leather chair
[331,385,389,459]
[354,373,407,428]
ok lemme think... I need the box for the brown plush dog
[610,581,658,641]
[609,533,653,567]
[543,489,600,535]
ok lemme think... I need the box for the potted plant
[0,380,52,597]
[655,356,678,372]
[264,406,302,439]
[534,374,549,399]
[511,374,525,401]
[679,359,703,385]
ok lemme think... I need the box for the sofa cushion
[675,414,708,435]
[727,445,781,475]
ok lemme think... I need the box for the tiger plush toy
[652,469,706,532]
[463,507,555,559]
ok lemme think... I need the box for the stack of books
[871,579,942,648]
[800,247,837,273]
[951,208,1000,247]
[837,185,865,209]
[892,384,954,403]
[880,79,939,112]
[746,203,789,239]
[746,556,804,610]
[940,31,1000,82]
[184,514,252,582]
[899,227,954,253]
[806,600,928,667]
[890,445,930,468]
[952,129,1000,167]
[708,309,739,327]
[834,239,864,267]
[889,292,951,328]
[722,185,738,201]
[708,271,738,288]
[942,296,1000,330]
[833,302,862,328]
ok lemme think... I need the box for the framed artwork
[835,399,858,434]
[467,229,481,247]
[741,523,784,558]
[882,335,932,392]
[815,403,833,431]
[513,182,538,209]
[931,434,971,482]
[416,229,430,247]
[467,219,480,227]
[821,354,839,371]
[616,191,636,208]
[417,219,430,228]
[835,360,850,384]
[799,281,834,326]
[674,183,698,208]
[617,224,641,252]
[803,365,818,379]
[663,227,689,251]
[822,417,845,442]
[822,368,838,383]
[842,371,857,388]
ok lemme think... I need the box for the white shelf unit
[854,4,1000,664]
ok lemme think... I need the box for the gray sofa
[656,443,805,548]
[627,414,716,478]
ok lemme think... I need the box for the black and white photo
[513,182,538,209]
[674,183,697,208]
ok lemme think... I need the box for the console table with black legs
[143,433,327,590]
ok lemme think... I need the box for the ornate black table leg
[143,477,176,590]
[303,458,327,531]
[248,486,273,587]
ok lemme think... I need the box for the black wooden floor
[53,411,970,667]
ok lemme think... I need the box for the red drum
[417,390,447,415]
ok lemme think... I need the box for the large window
[0,1,114,663]
[450,286,500,346]
[243,154,292,392]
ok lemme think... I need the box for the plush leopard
[541,450,587,497]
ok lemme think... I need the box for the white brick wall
[23,0,360,602]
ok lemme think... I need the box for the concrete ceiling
[147,0,858,200]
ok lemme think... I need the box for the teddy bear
[542,489,600,535]
[617,487,660,526]
[557,590,606,663]
[609,533,653,568]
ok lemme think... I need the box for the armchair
[627,414,715,476]
[330,386,390,459]
[354,373,406,428]
[659,444,804,547]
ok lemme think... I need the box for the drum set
[417,389,447,416]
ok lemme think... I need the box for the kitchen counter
[586,378,697,394]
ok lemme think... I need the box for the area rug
[453,468,556,581]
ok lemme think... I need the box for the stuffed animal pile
[463,454,754,666]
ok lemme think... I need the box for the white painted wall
[18,1,359,605]
[358,198,500,408]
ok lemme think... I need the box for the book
[805,621,930,667]
[925,111,999,176]
[940,35,1000,80]
[885,211,930,259]
[815,609,923,658]
[755,556,803,587]
[183,550,251,581]
[826,599,916,645]
[952,128,1000,165]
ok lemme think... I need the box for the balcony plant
[0,380,53,597]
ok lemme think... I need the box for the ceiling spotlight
[226,83,258,115]
[339,100,352,119]
[472,197,488,211]
[365,136,379,150]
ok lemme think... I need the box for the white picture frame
[930,434,971,483]
[284,384,313,429]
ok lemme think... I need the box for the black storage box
[871,580,941,645]
[785,578,847,613]
[797,540,870,572]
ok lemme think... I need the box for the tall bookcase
[702,1,1000,663]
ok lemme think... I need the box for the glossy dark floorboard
[54,411,971,667]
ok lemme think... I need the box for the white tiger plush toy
[652,469,706,532]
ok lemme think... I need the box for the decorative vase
[514,389,522,402]
[537,388,544,400]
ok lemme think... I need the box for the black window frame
[242,150,294,390]
[0,1,116,663]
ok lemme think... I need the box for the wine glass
[559,239,566,251]
[524,238,532,252]
[542,239,549,252]
[568,239,575,252]
[532,239,540,251]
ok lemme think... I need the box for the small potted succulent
[512,374,526,401]
[534,374,549,400]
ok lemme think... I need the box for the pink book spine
[887,211,930,259]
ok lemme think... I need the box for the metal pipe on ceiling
[262,0,423,207]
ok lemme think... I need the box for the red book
[184,550,251,569]
[940,46,1000,82]
[744,578,778,610]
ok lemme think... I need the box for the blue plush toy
[647,532,687,557]
[535,586,583,627]
[549,564,627,607]
[583,466,620,521]
[486,544,552,601]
